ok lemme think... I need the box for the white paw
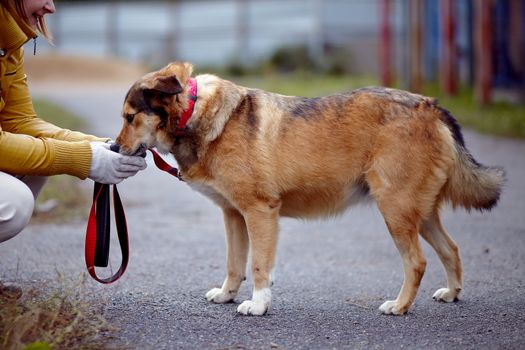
[236,288,271,316]
[432,287,460,302]
[379,300,406,315]
[206,287,235,304]
[237,300,268,315]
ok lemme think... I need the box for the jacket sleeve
[0,52,107,178]
[0,130,93,178]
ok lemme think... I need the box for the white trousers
[0,172,47,243]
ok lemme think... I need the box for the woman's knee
[0,179,35,243]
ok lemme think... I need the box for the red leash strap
[85,183,129,284]
[85,149,181,284]
[149,149,183,180]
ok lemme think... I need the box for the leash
[85,148,182,284]
[85,78,196,283]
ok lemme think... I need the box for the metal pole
[441,0,458,95]
[165,1,180,61]
[466,0,475,86]
[107,1,118,57]
[236,0,249,64]
[409,0,423,92]
[310,0,324,68]
[379,0,393,87]
[474,0,492,104]
[400,0,410,90]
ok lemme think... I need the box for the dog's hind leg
[236,200,280,316]
[206,208,249,304]
[367,170,428,315]
[377,211,427,315]
[420,210,463,302]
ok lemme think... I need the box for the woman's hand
[88,142,147,184]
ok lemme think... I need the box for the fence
[35,0,525,103]
[41,0,400,74]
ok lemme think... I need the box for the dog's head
[115,61,194,156]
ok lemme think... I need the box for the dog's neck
[170,74,244,178]
[191,74,244,143]
[175,77,198,135]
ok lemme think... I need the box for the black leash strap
[94,182,111,267]
[85,182,129,284]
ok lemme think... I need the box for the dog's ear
[165,62,194,85]
[150,76,183,95]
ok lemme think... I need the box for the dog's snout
[110,143,121,153]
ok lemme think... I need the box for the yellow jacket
[0,2,107,178]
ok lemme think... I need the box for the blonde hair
[9,0,53,41]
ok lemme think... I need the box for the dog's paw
[237,300,268,316]
[206,288,235,304]
[379,300,407,315]
[236,288,271,316]
[432,287,460,303]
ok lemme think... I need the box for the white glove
[88,142,147,184]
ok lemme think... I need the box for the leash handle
[85,183,129,284]
[85,147,180,284]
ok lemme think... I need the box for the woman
[0,0,147,244]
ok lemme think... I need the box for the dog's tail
[439,108,505,211]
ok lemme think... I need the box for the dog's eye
[125,114,135,124]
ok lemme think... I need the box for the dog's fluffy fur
[116,62,505,315]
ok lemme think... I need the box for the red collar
[176,78,197,134]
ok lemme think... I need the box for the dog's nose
[110,143,121,153]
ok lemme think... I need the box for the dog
[115,61,505,316]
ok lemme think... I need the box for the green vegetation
[33,99,86,131]
[234,73,376,97]
[32,99,90,223]
[422,85,525,139]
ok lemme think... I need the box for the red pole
[379,0,393,87]
[441,0,458,95]
[474,0,493,104]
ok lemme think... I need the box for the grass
[231,73,525,138]
[33,99,86,131]
[422,84,525,139]
[0,277,120,350]
[234,73,376,97]
[31,99,91,224]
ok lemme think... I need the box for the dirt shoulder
[24,53,147,89]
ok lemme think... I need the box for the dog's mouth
[131,143,148,157]
[115,143,148,157]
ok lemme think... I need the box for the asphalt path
[1,83,524,349]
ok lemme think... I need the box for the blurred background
[26,0,525,136]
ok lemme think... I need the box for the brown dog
[115,62,504,316]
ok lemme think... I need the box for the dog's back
[217,85,504,219]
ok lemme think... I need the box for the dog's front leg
[206,208,249,303]
[237,202,280,316]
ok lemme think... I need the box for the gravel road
[1,83,524,349]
